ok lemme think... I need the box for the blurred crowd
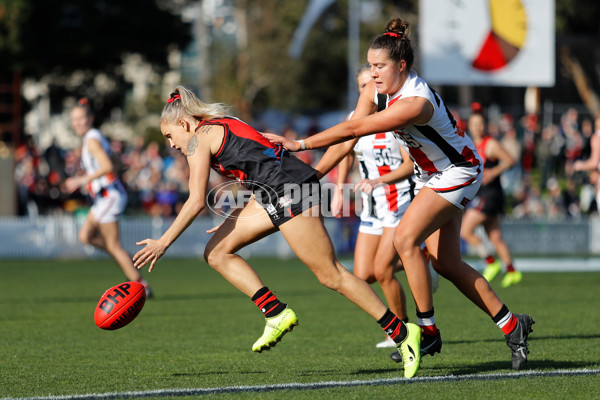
[12,106,600,221]
[14,135,193,218]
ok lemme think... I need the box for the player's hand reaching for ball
[262,133,302,151]
[134,238,168,272]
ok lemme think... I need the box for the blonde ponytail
[161,85,229,124]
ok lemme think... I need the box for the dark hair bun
[385,17,409,38]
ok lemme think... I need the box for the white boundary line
[4,368,600,400]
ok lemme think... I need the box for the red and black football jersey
[201,117,317,193]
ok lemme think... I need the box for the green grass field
[1,257,599,399]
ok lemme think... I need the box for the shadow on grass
[424,359,598,375]
[349,360,599,378]
[444,333,600,345]
[173,369,360,378]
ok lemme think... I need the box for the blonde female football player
[133,86,423,378]
[265,16,534,371]
[65,99,152,297]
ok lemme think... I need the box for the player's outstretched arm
[133,133,212,272]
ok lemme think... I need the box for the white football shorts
[358,189,412,235]
[91,183,128,224]
[418,164,482,210]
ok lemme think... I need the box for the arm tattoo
[187,134,199,156]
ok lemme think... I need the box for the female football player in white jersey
[265,16,534,371]
[332,64,416,348]
[65,99,152,297]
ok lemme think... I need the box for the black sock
[492,304,510,324]
[377,309,407,343]
[252,287,286,318]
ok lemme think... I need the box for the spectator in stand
[519,114,538,176]
[14,143,39,216]
[580,118,594,162]
[14,135,41,216]
[545,177,565,220]
[135,141,163,213]
[559,108,580,174]
[499,126,522,197]
[109,140,127,179]
[13,103,600,224]
[512,178,545,220]
[44,139,66,180]
[536,124,564,192]
[562,178,581,219]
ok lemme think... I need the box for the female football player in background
[133,86,423,378]
[331,64,416,349]
[460,111,523,288]
[65,99,153,297]
[574,112,600,207]
[265,16,534,371]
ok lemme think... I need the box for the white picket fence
[0,215,343,260]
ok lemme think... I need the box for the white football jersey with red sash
[376,70,482,209]
[81,129,117,195]
[81,128,127,223]
[353,132,412,216]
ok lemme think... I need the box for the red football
[94,282,146,330]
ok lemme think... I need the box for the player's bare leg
[279,205,420,377]
[394,187,532,367]
[462,209,502,282]
[354,229,407,348]
[203,198,278,297]
[353,232,379,284]
[78,212,107,250]
[79,212,140,281]
[98,221,142,282]
[484,217,511,264]
[425,215,503,317]
[394,187,503,316]
[279,205,388,319]
[373,226,407,321]
[484,216,522,287]
[203,199,294,352]
[460,208,487,251]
